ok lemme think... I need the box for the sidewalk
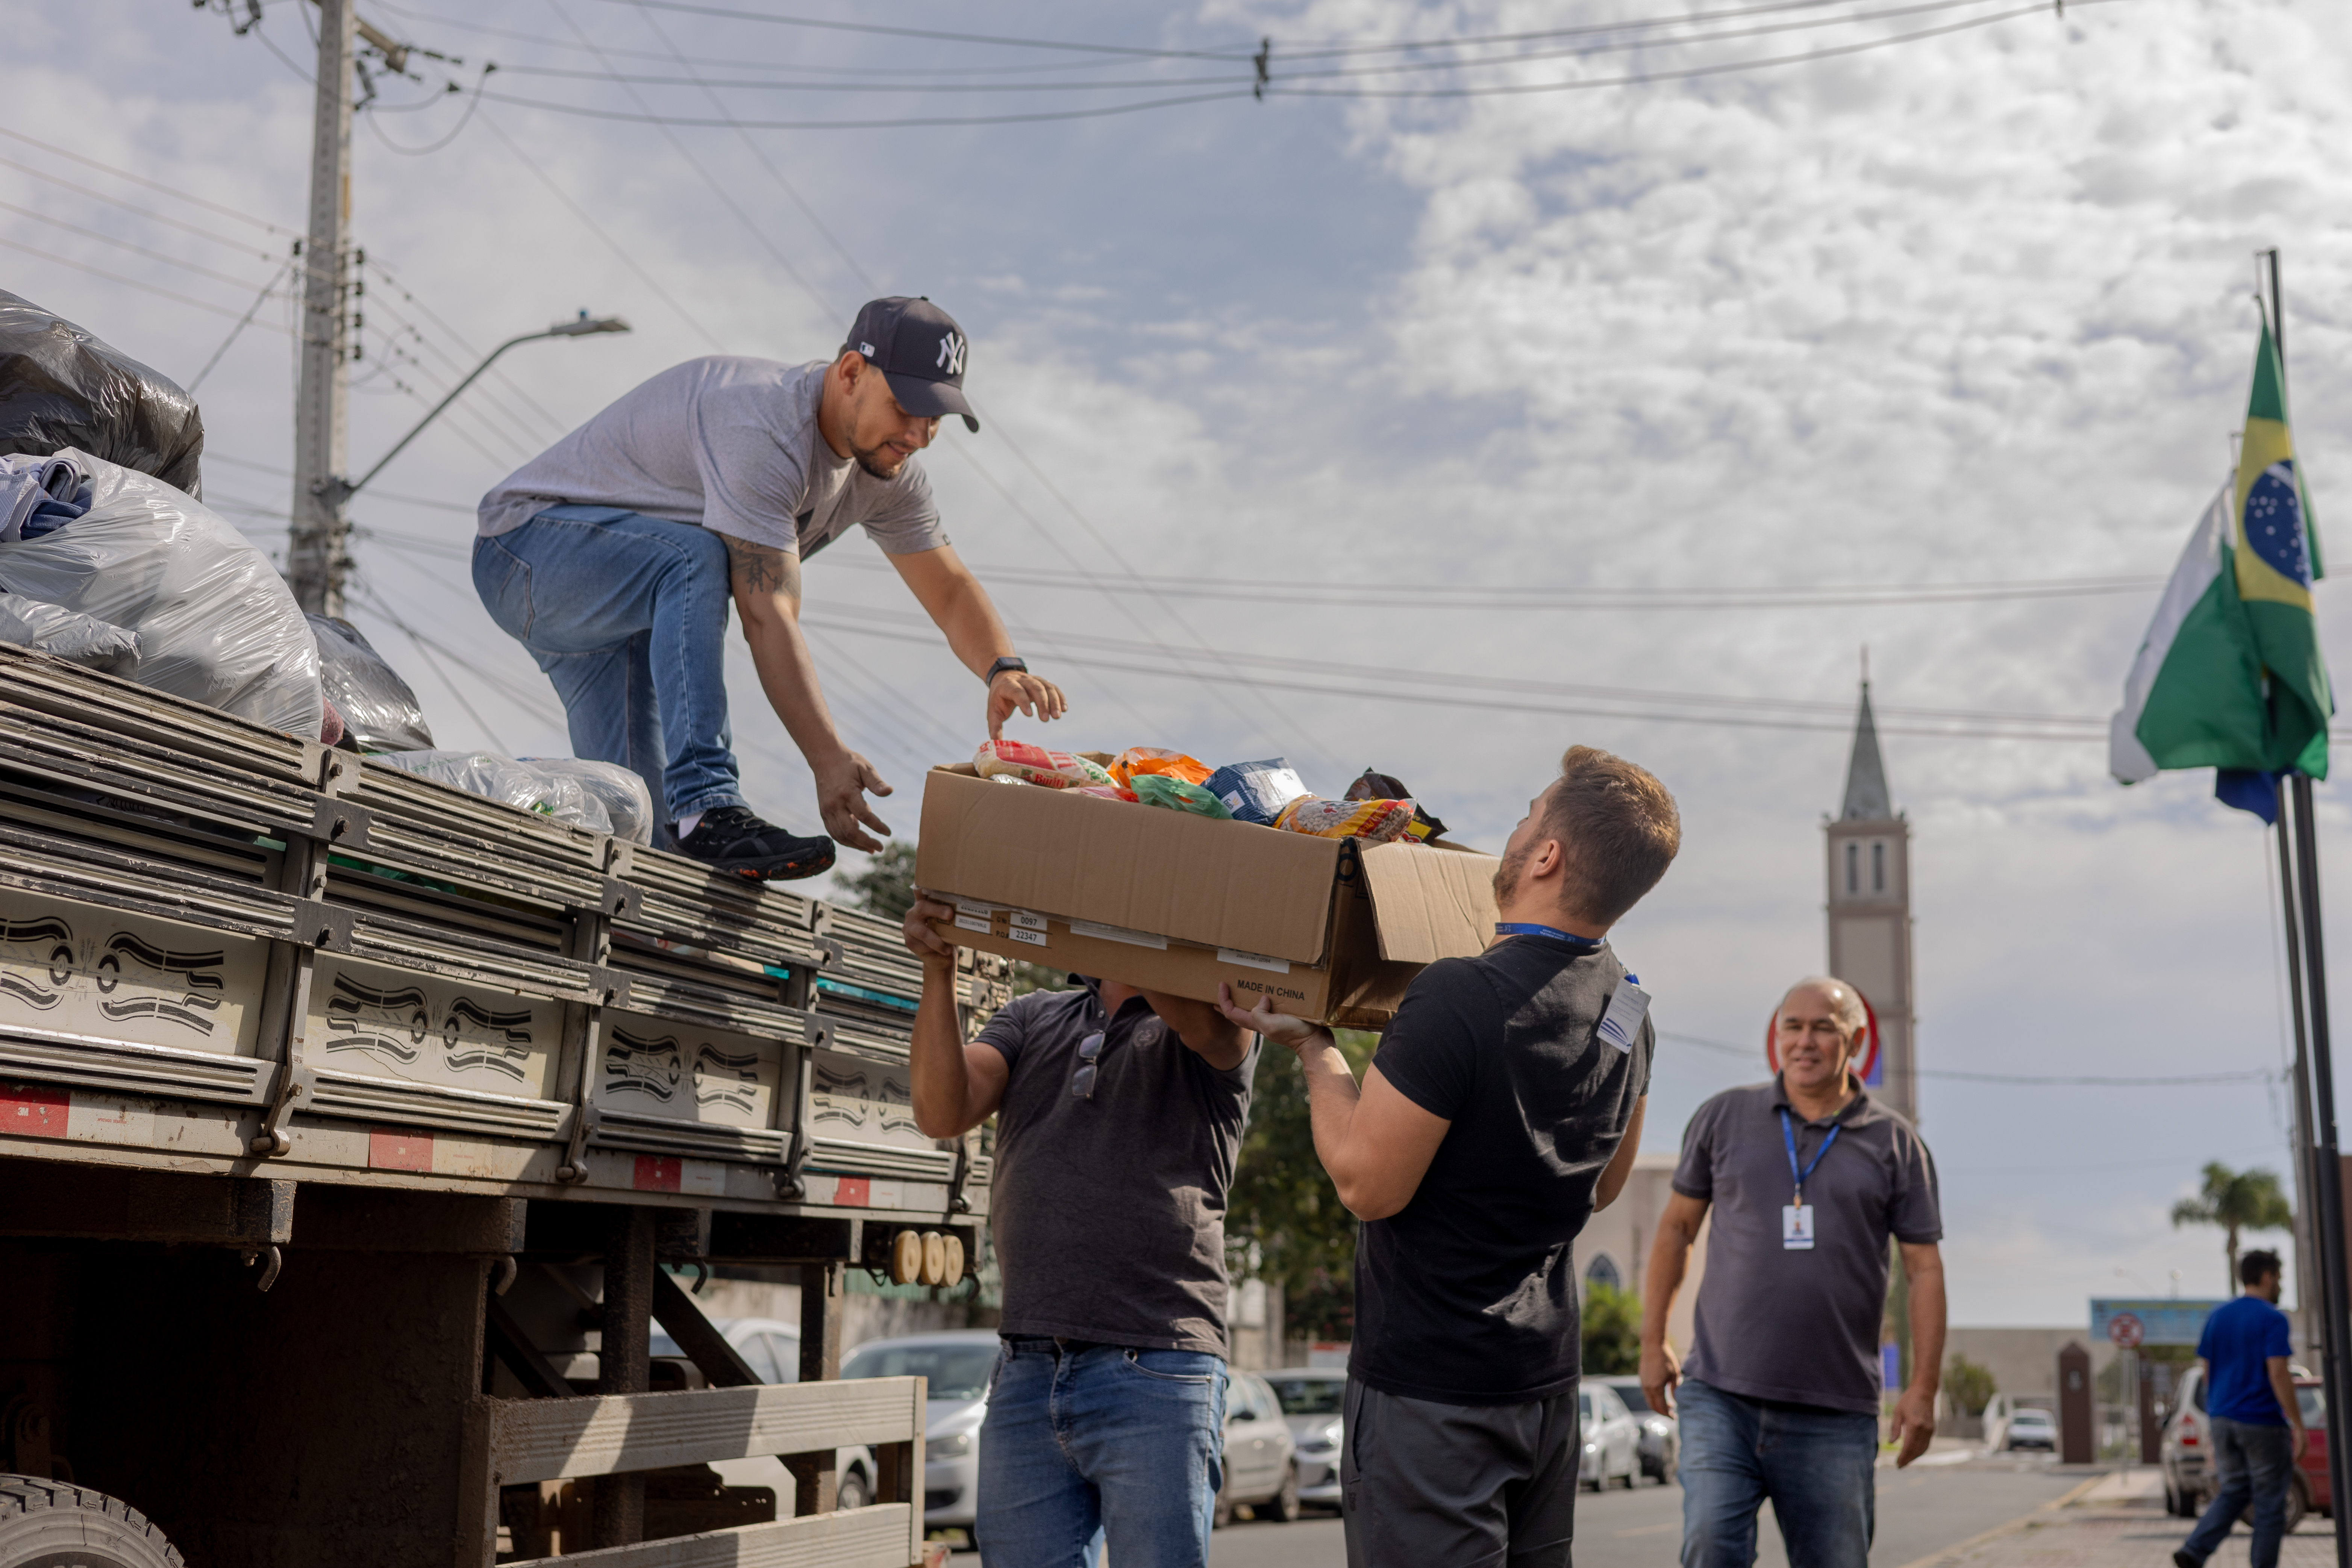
[1903,1468,2334,1568]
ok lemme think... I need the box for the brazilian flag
[2111,320,2331,814]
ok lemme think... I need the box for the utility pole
[289,0,356,618]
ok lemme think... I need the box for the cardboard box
[915,764,1501,1026]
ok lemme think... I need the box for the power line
[0,196,288,294]
[188,260,296,392]
[0,153,291,261]
[359,256,573,441]
[0,233,294,325]
[477,86,1256,130]
[568,0,1251,61]
[0,125,296,236]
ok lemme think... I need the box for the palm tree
[2170,1162,2294,1295]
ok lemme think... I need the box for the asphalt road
[942,1453,2091,1566]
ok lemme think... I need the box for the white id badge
[1596,978,1652,1053]
[1782,1204,1816,1250]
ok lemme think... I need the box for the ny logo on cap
[937,331,966,376]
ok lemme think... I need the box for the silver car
[1263,1367,1349,1510]
[1216,1370,1302,1526]
[837,1330,1002,1542]
[1579,1382,1644,1490]
[1593,1375,1679,1485]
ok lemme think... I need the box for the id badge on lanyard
[1779,1109,1838,1251]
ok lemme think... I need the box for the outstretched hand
[815,750,893,851]
[987,670,1068,739]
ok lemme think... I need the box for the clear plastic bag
[374,749,655,844]
[0,590,137,669]
[0,448,321,735]
[309,614,435,753]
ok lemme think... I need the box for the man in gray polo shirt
[900,892,1256,1568]
[474,297,1064,879]
[1640,974,1946,1568]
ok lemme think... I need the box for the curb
[1887,1472,2111,1568]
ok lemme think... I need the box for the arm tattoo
[724,535,802,602]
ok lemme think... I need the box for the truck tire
[0,1474,186,1567]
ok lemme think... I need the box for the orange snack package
[1274,794,1418,844]
[1109,747,1214,789]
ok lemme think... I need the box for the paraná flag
[2111,321,2329,814]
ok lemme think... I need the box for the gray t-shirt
[975,981,1259,1356]
[1673,1075,1941,1414]
[476,356,949,558]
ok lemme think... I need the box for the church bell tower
[1824,683,1919,1124]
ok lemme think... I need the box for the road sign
[2091,1298,2225,1348]
[2108,1312,2145,1348]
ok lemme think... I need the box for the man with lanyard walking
[475,296,1065,878]
[2174,1247,2305,1568]
[1640,975,1946,1568]
[1218,745,1683,1566]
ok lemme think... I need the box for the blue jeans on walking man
[473,506,746,836]
[976,1338,1226,1568]
[2181,1415,2294,1568]
[1676,1377,1879,1568]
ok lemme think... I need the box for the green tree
[2170,1161,2295,1295]
[1226,1031,1379,1344]
[1944,1355,1996,1418]
[1581,1283,1641,1375]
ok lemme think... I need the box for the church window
[1845,842,1858,895]
[1585,1253,1622,1294]
[1872,842,1885,894]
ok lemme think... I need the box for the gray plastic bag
[0,591,138,669]
[309,614,434,753]
[0,448,321,736]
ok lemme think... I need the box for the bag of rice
[1132,774,1233,818]
[1275,794,1417,843]
[1073,783,1140,802]
[973,739,1105,789]
[1109,747,1213,789]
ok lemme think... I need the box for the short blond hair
[1545,745,1681,924]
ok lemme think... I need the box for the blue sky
[15,0,2352,1324]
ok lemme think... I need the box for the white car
[647,1316,880,1508]
[1579,1382,1644,1490]
[1216,1370,1302,1526]
[837,1330,1003,1542]
[2004,1408,2058,1452]
[1263,1367,1348,1510]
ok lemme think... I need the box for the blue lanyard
[1779,1108,1841,1203]
[1494,922,1603,955]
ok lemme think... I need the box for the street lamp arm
[339,329,553,503]
[337,312,628,503]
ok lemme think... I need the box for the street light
[335,311,630,503]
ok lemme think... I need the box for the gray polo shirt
[974,980,1259,1356]
[476,356,947,558]
[1673,1074,1941,1414]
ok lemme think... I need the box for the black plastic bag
[309,614,434,753]
[0,289,204,496]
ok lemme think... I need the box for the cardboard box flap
[1358,840,1501,965]
[918,767,1343,963]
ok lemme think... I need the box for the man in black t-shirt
[1219,745,1682,1568]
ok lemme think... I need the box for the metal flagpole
[2276,796,2323,1355]
[2268,245,2352,1568]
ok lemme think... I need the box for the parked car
[646,1316,879,1507]
[836,1330,1003,1544]
[2162,1362,2330,1530]
[1593,1375,1680,1484]
[1263,1367,1348,1510]
[1217,1370,1303,1526]
[2004,1408,2058,1451]
[1580,1381,1644,1489]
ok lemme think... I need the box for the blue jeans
[2182,1415,2294,1568]
[472,507,744,829]
[976,1338,1226,1568]
[1677,1378,1878,1568]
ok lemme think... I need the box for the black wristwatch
[985,656,1029,684]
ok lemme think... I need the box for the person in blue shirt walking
[2176,1249,2307,1568]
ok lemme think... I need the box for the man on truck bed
[1218,744,1681,1566]
[900,893,1258,1568]
[475,296,1065,879]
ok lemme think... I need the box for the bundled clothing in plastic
[0,448,321,735]
[0,289,204,495]
[374,750,654,844]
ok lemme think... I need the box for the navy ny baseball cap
[845,296,977,432]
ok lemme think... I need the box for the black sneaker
[675,805,835,882]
